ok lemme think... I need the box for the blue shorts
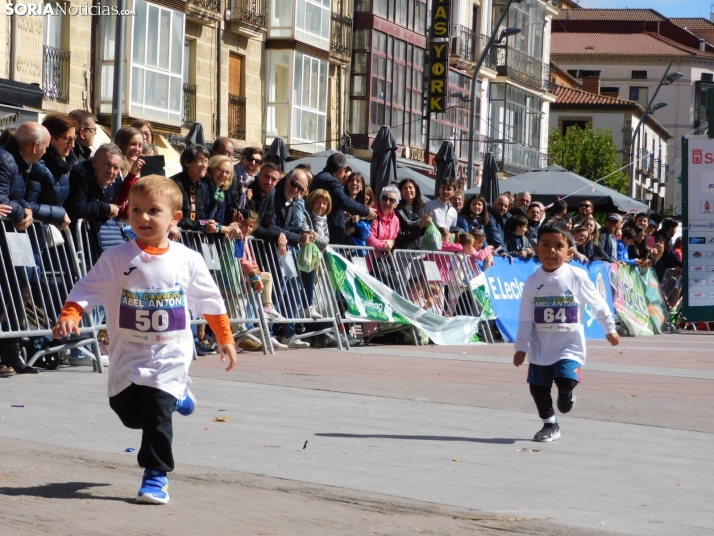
[527,359,582,388]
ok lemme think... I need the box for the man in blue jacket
[0,122,50,375]
[0,122,50,230]
[484,194,511,251]
[310,152,376,244]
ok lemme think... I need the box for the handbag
[297,242,321,272]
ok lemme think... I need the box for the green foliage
[548,126,628,193]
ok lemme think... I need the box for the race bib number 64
[534,295,579,332]
[118,287,188,344]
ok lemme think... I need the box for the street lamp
[466,0,524,189]
[628,61,684,198]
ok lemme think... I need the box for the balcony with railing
[329,13,352,65]
[225,0,266,36]
[182,83,197,129]
[448,26,476,71]
[187,0,221,24]
[479,138,549,175]
[228,93,246,139]
[494,46,555,94]
[637,150,667,180]
[42,45,70,104]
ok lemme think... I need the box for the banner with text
[327,248,484,345]
[484,257,615,342]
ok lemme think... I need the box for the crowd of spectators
[0,115,684,367]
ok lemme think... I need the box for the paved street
[1,332,713,535]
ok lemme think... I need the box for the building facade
[549,84,673,212]
[346,0,557,185]
[550,8,714,214]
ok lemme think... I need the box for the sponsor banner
[641,268,668,334]
[608,263,653,336]
[470,272,497,320]
[484,257,614,342]
[326,248,484,345]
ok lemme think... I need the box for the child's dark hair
[537,220,574,247]
[549,199,568,217]
[505,215,528,232]
[457,232,474,247]
[238,208,259,224]
[621,228,637,241]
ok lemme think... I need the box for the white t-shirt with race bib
[514,263,615,367]
[67,240,226,399]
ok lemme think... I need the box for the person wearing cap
[598,213,621,263]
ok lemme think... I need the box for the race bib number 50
[118,287,188,344]
[533,295,579,332]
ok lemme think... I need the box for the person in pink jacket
[366,185,401,257]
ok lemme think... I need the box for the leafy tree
[548,126,628,193]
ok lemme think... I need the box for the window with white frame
[266,50,327,151]
[99,0,117,114]
[130,0,185,124]
[268,0,330,49]
[295,0,330,49]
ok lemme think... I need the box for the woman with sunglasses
[367,185,401,260]
[233,147,263,209]
[25,113,80,230]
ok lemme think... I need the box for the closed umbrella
[266,137,291,172]
[434,141,458,197]
[185,122,205,146]
[478,152,500,204]
[369,126,398,198]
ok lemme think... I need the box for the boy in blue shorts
[53,176,238,503]
[513,221,619,441]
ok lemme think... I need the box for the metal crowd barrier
[0,219,103,371]
[391,249,494,343]
[178,231,271,354]
[248,237,345,351]
[326,244,424,345]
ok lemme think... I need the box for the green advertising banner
[641,268,668,334]
[470,272,497,320]
[326,248,485,345]
[608,263,654,336]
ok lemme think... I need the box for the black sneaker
[557,391,576,414]
[534,422,560,442]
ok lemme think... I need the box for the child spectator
[514,221,619,442]
[618,228,651,267]
[504,215,535,259]
[53,175,238,504]
[301,189,332,320]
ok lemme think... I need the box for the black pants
[109,383,177,473]
[529,378,578,420]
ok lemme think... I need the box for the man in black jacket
[69,110,97,163]
[598,213,621,263]
[244,163,287,248]
[310,152,376,244]
[66,143,123,228]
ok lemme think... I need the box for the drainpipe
[216,0,222,137]
[10,14,17,80]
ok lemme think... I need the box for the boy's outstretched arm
[218,343,238,371]
[52,302,84,339]
[205,314,238,371]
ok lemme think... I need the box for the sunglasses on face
[580,204,592,208]
[290,179,306,192]
[246,156,263,164]
[381,195,397,204]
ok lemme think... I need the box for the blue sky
[578,0,711,19]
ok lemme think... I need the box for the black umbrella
[434,141,458,197]
[479,152,500,204]
[185,122,205,146]
[369,126,398,198]
[266,137,291,172]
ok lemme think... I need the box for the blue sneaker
[136,469,170,504]
[175,377,196,416]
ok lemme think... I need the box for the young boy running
[53,175,237,504]
[513,221,619,441]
